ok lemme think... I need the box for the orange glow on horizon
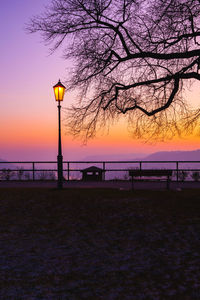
[1,111,200,156]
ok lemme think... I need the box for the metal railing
[1,160,200,181]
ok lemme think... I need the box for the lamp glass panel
[54,87,58,101]
[59,86,64,101]
[54,86,65,101]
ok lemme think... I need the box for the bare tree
[28,0,200,141]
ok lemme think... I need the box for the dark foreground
[0,188,200,299]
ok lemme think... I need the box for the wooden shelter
[81,166,104,181]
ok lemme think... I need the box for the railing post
[140,162,142,179]
[32,162,35,181]
[67,162,70,181]
[103,162,105,181]
[176,162,179,182]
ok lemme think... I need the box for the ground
[0,188,200,299]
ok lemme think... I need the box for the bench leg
[131,176,134,191]
[167,176,170,190]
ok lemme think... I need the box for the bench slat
[129,169,172,190]
[129,170,172,177]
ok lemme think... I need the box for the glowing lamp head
[53,80,66,101]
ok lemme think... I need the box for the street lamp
[53,79,66,189]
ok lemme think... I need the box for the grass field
[0,188,200,299]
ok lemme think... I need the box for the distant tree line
[0,169,56,181]
[1,167,200,181]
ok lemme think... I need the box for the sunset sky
[1,0,200,161]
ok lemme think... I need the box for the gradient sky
[1,0,200,161]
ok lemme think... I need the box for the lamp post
[53,80,66,189]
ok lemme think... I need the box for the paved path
[1,180,200,190]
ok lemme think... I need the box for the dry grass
[0,188,200,299]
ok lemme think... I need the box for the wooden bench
[129,169,173,190]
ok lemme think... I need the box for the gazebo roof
[81,166,104,173]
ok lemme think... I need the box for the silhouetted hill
[0,159,10,168]
[84,150,200,162]
[81,150,200,180]
[84,153,146,161]
[144,150,200,161]
[0,159,15,169]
